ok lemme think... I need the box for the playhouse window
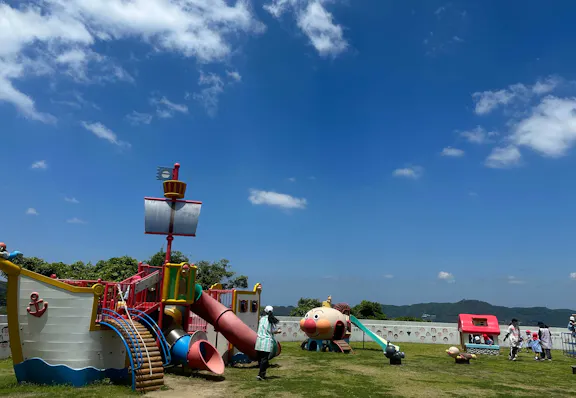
[239,300,248,313]
[472,318,488,326]
[250,300,258,313]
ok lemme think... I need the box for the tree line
[1,249,248,291]
[289,297,427,322]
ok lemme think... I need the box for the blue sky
[2,0,576,309]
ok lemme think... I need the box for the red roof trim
[458,313,501,335]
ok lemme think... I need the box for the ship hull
[0,258,127,387]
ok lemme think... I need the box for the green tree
[289,297,322,317]
[94,256,139,282]
[147,249,189,267]
[195,259,248,290]
[351,300,387,320]
[11,256,51,276]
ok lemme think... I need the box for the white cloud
[383,274,394,279]
[468,191,478,197]
[392,166,423,179]
[81,121,130,148]
[570,272,576,280]
[30,160,47,169]
[438,271,455,283]
[441,147,465,157]
[510,96,576,158]
[288,177,296,182]
[66,217,86,224]
[151,96,189,119]
[459,126,497,144]
[193,72,224,117]
[126,111,153,125]
[226,70,242,82]
[264,0,348,57]
[485,146,521,169]
[507,276,525,285]
[64,196,79,204]
[55,48,134,84]
[0,1,265,122]
[472,76,561,115]
[248,189,307,209]
[26,208,39,215]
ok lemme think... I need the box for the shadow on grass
[165,366,226,382]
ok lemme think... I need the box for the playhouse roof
[458,314,501,335]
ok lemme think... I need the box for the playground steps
[333,340,353,354]
[107,319,165,393]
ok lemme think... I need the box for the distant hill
[380,299,575,327]
[271,305,295,316]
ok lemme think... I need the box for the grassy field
[1,342,575,397]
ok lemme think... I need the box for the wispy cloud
[26,207,39,215]
[570,272,576,280]
[441,147,465,157]
[126,111,153,125]
[66,217,86,224]
[288,177,296,182]
[507,276,526,285]
[438,271,455,283]
[459,126,497,144]
[81,121,130,148]
[151,96,189,119]
[0,0,264,123]
[383,274,394,279]
[471,75,561,115]
[485,146,521,169]
[264,0,348,58]
[392,166,423,179]
[226,70,242,82]
[31,160,47,169]
[248,189,307,210]
[64,196,79,204]
[193,72,224,117]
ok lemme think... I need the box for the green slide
[350,315,400,351]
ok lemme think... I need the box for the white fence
[1,315,9,360]
[274,316,568,348]
[0,315,569,360]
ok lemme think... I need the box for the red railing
[54,262,163,319]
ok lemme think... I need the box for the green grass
[2,342,575,397]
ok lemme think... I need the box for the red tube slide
[189,291,258,360]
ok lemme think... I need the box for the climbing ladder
[99,308,171,393]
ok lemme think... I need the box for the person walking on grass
[528,332,543,361]
[255,305,281,381]
[504,318,521,360]
[538,322,553,361]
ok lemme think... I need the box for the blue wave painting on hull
[14,358,128,387]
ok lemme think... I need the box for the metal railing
[127,307,171,366]
[561,332,576,358]
[99,308,146,391]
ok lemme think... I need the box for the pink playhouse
[458,314,501,355]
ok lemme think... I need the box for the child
[528,332,542,360]
[504,318,521,360]
[473,335,481,344]
[520,330,531,352]
[482,333,494,345]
